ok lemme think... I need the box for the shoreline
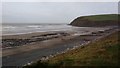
[2,31,75,49]
[2,26,118,66]
[2,31,76,57]
[2,27,117,55]
[33,29,119,67]
[25,27,119,66]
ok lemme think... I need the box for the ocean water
[2,23,110,35]
[2,23,73,35]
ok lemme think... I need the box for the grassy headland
[70,14,119,27]
[24,31,119,67]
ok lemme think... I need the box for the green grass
[81,14,119,21]
[24,31,119,68]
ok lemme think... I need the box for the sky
[1,0,119,2]
[2,2,118,24]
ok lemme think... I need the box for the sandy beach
[2,31,75,56]
[1,26,118,66]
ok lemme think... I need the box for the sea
[2,23,110,36]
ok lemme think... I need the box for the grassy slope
[70,14,119,27]
[82,14,118,21]
[25,31,119,67]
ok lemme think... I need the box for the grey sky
[2,2,118,24]
[1,0,119,2]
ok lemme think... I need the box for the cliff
[70,14,119,27]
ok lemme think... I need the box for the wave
[2,24,109,36]
[26,25,41,28]
[3,26,16,29]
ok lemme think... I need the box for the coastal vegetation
[24,30,119,67]
[70,14,119,27]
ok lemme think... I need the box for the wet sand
[2,31,75,56]
[2,31,70,48]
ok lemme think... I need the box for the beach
[1,24,117,66]
[2,24,110,49]
[2,2,119,67]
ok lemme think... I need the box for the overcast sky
[2,2,118,24]
[1,0,119,2]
